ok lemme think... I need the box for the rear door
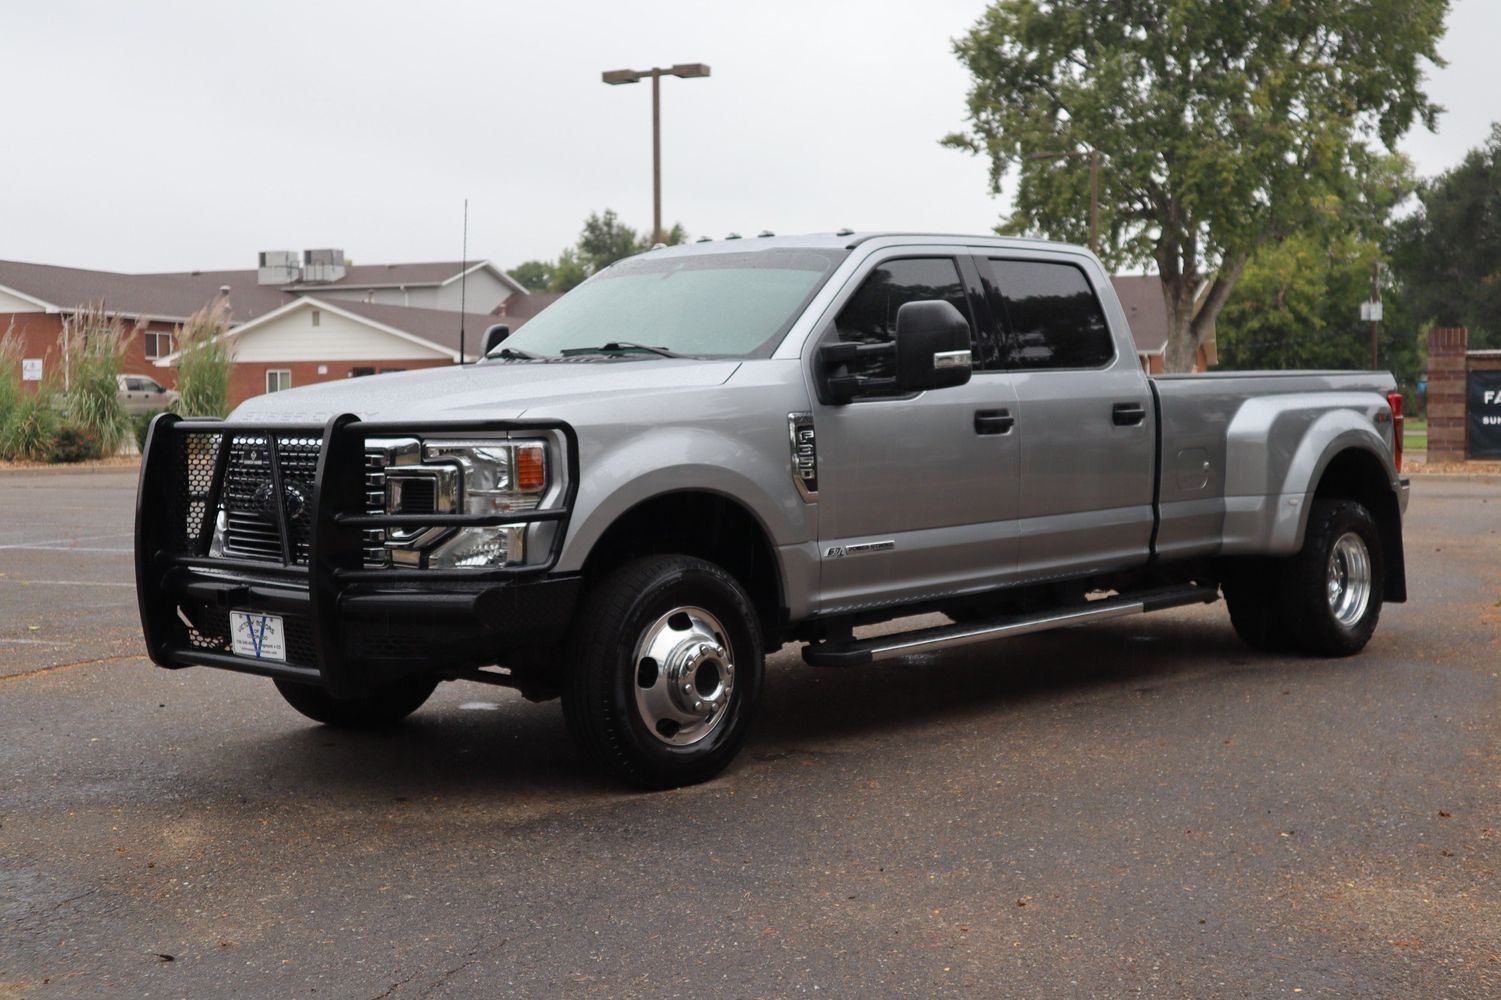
[809,250,1021,612]
[978,256,1155,582]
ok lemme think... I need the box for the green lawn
[1404,417,1427,452]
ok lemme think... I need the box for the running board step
[801,584,1221,668]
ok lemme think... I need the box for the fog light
[428,525,525,568]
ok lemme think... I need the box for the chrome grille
[363,451,390,567]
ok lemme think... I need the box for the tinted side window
[985,259,1113,369]
[833,257,972,380]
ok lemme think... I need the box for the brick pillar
[1426,327,1468,462]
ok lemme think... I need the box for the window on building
[266,369,292,393]
[144,331,173,359]
[348,367,376,378]
[311,309,321,327]
[983,259,1114,370]
[379,367,406,374]
[831,257,973,383]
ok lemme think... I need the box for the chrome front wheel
[632,606,736,746]
[1326,531,1372,627]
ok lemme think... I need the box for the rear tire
[273,676,437,728]
[561,555,764,789]
[1223,499,1384,657]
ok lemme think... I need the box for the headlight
[424,439,550,568]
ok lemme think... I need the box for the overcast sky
[1,0,1495,275]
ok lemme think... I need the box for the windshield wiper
[490,346,545,361]
[562,341,684,359]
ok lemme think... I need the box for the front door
[810,252,1021,614]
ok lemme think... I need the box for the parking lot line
[0,545,134,553]
[6,580,135,588]
[0,531,133,550]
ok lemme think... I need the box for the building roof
[0,257,521,325]
[1110,274,1172,355]
[493,291,562,321]
[331,299,528,357]
[153,295,526,365]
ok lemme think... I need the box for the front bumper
[135,413,580,696]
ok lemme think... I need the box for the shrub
[0,323,21,434]
[61,305,130,454]
[174,300,233,417]
[132,410,164,451]
[0,388,61,461]
[49,423,104,463]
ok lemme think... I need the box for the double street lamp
[602,63,711,245]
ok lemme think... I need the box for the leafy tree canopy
[946,0,1448,371]
[512,211,688,294]
[1390,123,1501,349]
[1218,151,1422,383]
[506,260,555,293]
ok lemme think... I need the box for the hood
[229,358,743,424]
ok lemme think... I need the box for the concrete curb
[0,460,140,476]
[1407,473,1501,484]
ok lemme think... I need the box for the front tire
[561,555,764,789]
[273,676,438,728]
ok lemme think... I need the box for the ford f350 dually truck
[135,233,1409,788]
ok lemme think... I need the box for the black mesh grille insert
[220,435,320,563]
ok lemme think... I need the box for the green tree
[507,260,555,293]
[1391,123,1501,349]
[511,211,690,295]
[1218,152,1423,388]
[945,0,1448,371]
[548,248,590,293]
[577,209,645,273]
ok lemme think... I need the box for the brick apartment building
[0,250,541,406]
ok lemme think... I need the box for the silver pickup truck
[135,233,1410,788]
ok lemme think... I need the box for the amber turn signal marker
[515,445,546,492]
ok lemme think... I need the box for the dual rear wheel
[1223,498,1385,657]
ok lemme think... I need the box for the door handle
[974,409,1014,435]
[1112,402,1146,427]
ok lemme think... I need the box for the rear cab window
[981,259,1115,370]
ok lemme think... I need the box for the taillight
[1387,392,1404,473]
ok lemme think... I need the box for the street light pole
[1025,147,1101,254]
[603,63,711,245]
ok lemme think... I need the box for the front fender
[554,425,816,606]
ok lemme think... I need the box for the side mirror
[153,384,165,394]
[893,300,972,393]
[482,324,510,355]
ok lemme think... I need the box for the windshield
[488,247,847,360]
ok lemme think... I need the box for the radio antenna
[458,197,468,365]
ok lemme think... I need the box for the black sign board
[1470,370,1501,459]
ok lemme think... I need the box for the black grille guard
[134,412,580,696]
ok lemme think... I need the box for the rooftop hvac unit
[257,250,301,285]
[301,248,346,283]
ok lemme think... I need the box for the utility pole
[1025,147,1101,254]
[602,63,711,245]
[1362,261,1384,370]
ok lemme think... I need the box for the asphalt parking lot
[3,469,1500,998]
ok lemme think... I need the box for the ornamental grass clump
[0,385,60,461]
[60,305,131,457]
[174,300,233,417]
[0,324,20,434]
